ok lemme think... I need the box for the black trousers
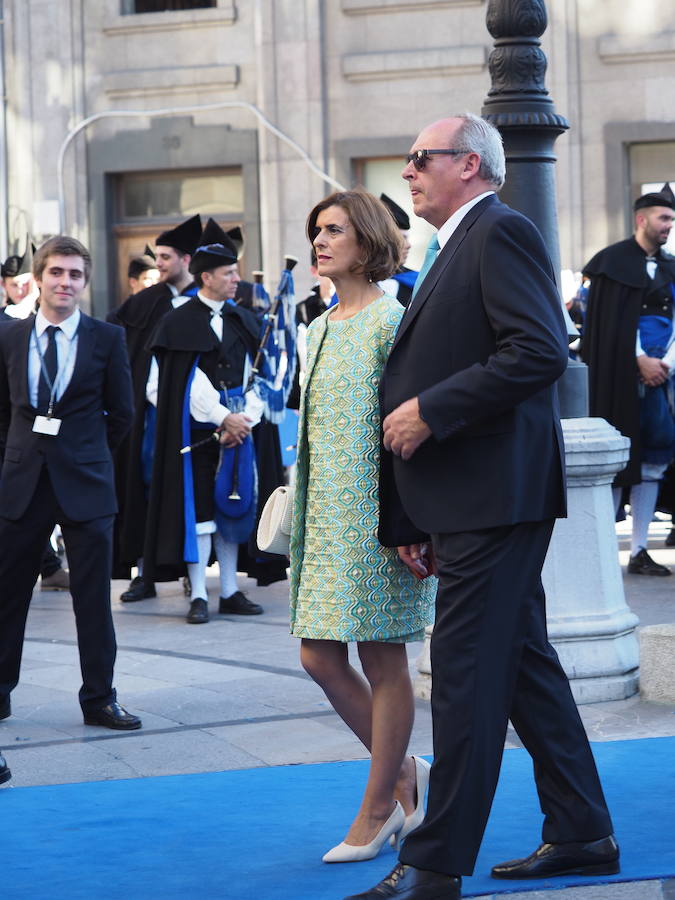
[399,520,613,876]
[0,468,117,712]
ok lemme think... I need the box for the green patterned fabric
[289,295,436,643]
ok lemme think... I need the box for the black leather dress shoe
[343,864,461,899]
[83,701,142,730]
[665,528,675,548]
[120,576,157,603]
[0,695,10,720]
[627,548,671,576]
[491,834,620,879]
[186,598,209,624]
[0,752,11,785]
[218,590,263,616]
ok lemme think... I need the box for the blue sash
[638,314,675,464]
[141,403,156,491]
[214,386,257,543]
[181,359,200,563]
[392,269,418,289]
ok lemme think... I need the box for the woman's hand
[398,542,436,580]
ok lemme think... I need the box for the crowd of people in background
[4,112,675,900]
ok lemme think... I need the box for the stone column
[415,418,639,704]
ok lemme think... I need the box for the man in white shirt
[351,113,616,900]
[582,188,675,575]
[143,220,264,623]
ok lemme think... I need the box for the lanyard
[32,325,77,417]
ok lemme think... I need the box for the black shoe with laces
[218,591,263,616]
[120,576,157,603]
[627,547,671,576]
[343,864,461,899]
[186,598,209,624]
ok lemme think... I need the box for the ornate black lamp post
[481,0,587,416]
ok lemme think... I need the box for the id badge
[33,415,62,436]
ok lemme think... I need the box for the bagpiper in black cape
[107,214,203,577]
[142,295,288,586]
[581,236,675,487]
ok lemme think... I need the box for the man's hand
[398,542,437,580]
[219,412,252,445]
[383,397,432,461]
[219,431,238,448]
[637,355,669,387]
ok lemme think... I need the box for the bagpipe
[180,256,298,526]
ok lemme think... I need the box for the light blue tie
[410,235,440,303]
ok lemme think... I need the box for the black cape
[107,282,186,575]
[581,237,675,486]
[142,298,287,585]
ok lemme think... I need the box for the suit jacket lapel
[391,194,498,353]
[16,317,34,407]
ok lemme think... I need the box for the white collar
[35,307,81,339]
[197,292,225,314]
[436,191,495,250]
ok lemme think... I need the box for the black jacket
[378,195,568,545]
[0,313,133,521]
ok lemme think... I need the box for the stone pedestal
[415,417,639,705]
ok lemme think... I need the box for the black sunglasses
[406,149,467,171]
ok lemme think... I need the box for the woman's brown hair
[306,188,405,283]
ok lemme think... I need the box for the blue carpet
[2,737,674,899]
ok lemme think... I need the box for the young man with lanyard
[143,220,264,624]
[0,236,140,730]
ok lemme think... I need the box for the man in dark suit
[347,115,617,900]
[0,236,141,730]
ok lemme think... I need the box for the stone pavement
[1,517,674,898]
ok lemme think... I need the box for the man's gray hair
[452,113,506,190]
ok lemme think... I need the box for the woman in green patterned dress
[289,190,436,864]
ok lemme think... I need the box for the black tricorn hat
[226,226,244,259]
[380,193,410,231]
[156,214,203,255]
[128,255,158,280]
[1,237,34,278]
[1,254,21,279]
[659,182,675,206]
[634,189,675,212]
[188,218,239,275]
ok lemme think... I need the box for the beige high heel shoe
[322,801,405,863]
[390,755,431,847]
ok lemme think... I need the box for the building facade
[1,0,674,313]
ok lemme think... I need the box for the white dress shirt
[146,293,263,427]
[436,191,495,250]
[29,308,81,408]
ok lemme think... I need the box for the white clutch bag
[257,484,295,556]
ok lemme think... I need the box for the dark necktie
[37,325,60,413]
